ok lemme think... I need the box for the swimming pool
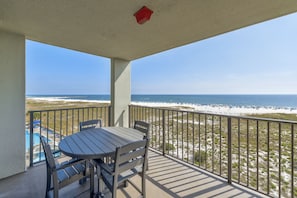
[25,129,57,163]
[25,130,41,150]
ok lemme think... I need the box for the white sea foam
[131,101,297,115]
[27,96,110,104]
[27,97,297,115]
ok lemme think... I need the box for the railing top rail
[129,104,297,124]
[28,105,110,113]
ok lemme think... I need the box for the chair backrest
[40,136,56,171]
[134,121,150,139]
[79,119,102,131]
[114,139,149,175]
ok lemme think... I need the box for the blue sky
[26,12,297,95]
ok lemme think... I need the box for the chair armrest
[56,159,87,171]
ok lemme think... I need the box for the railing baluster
[71,109,74,134]
[267,121,270,195]
[182,112,184,161]
[29,111,34,167]
[53,111,56,151]
[227,117,232,184]
[77,109,80,131]
[279,123,281,198]
[162,109,165,156]
[39,112,42,162]
[60,110,62,138]
[238,118,240,183]
[256,120,259,191]
[212,115,214,172]
[198,114,201,166]
[96,107,98,121]
[192,112,195,165]
[177,111,179,159]
[142,106,144,122]
[167,110,170,155]
[247,119,250,187]
[219,116,222,175]
[47,111,49,139]
[66,110,68,137]
[205,114,207,169]
[187,112,189,163]
[291,124,294,198]
[159,109,161,148]
[128,106,130,127]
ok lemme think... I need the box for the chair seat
[101,164,142,189]
[56,162,85,183]
[65,159,86,172]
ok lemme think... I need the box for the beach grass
[247,113,297,121]
[26,98,110,135]
[26,98,109,111]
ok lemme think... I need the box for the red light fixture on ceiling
[134,6,153,25]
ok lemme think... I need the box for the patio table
[59,127,145,196]
[59,127,144,159]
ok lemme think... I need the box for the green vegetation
[160,143,176,151]
[26,98,109,135]
[247,113,297,121]
[194,150,206,164]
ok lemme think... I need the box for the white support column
[0,30,26,179]
[110,58,131,127]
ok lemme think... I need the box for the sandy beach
[26,96,297,122]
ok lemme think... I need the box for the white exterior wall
[110,58,131,127]
[0,30,26,179]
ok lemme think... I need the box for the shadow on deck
[0,150,267,198]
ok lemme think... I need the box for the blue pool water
[26,130,54,162]
[25,130,42,150]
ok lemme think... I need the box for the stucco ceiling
[1,1,297,60]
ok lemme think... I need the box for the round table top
[59,127,144,159]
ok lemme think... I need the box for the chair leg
[112,188,117,198]
[45,170,51,198]
[142,173,146,198]
[79,160,88,184]
[96,165,100,193]
[90,164,94,198]
[53,178,59,198]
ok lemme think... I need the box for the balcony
[0,150,267,197]
[2,3,297,197]
[5,105,296,197]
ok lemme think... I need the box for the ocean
[27,94,297,115]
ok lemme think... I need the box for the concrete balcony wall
[0,30,26,179]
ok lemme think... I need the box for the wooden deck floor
[0,150,267,198]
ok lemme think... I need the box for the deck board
[0,150,267,198]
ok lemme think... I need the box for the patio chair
[40,136,94,198]
[134,120,150,170]
[134,120,150,139]
[94,139,149,198]
[79,119,102,131]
